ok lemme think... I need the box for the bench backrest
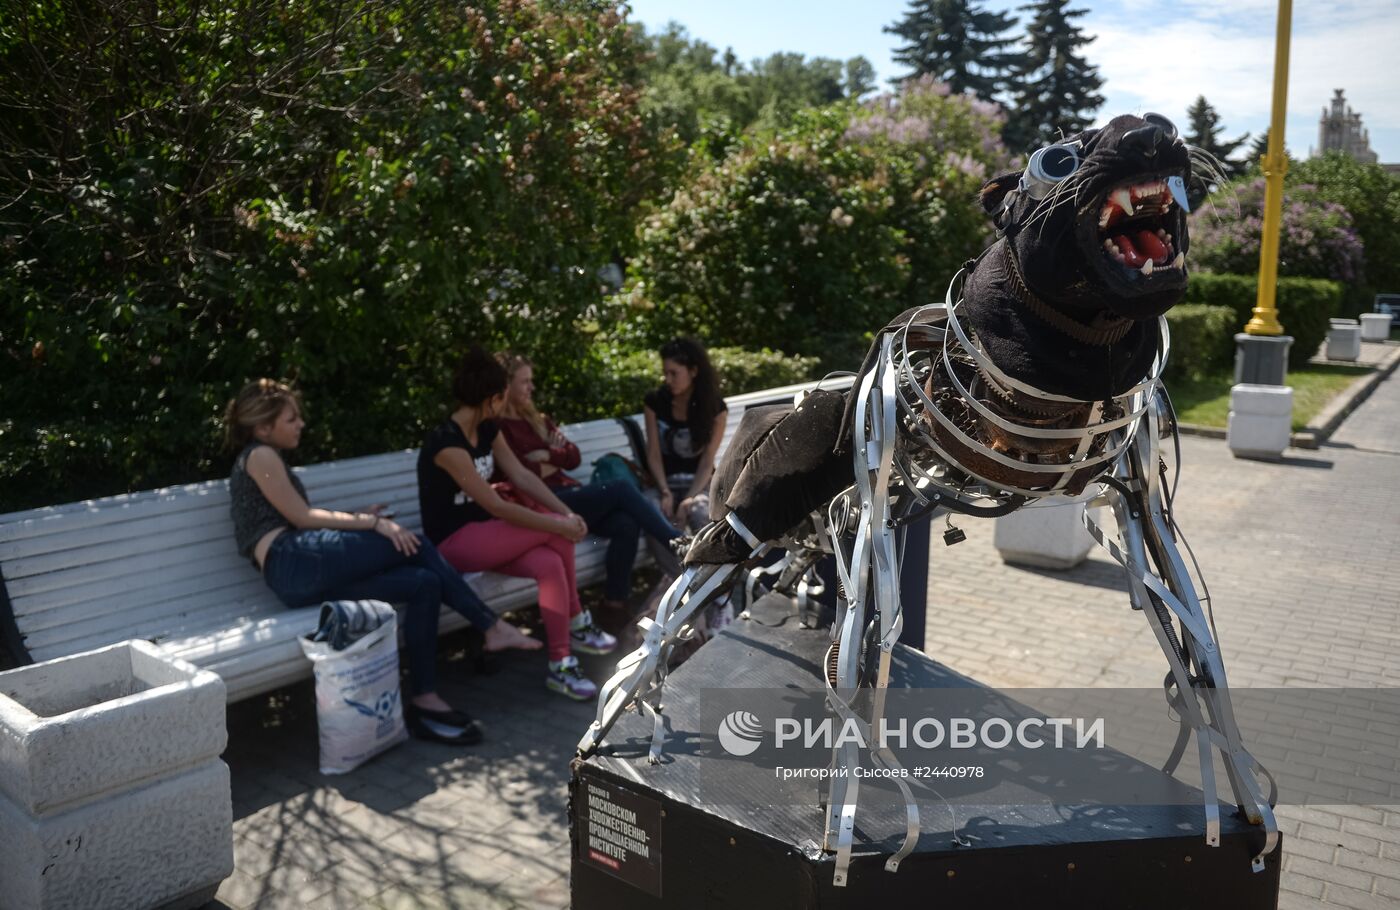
[0,376,853,668]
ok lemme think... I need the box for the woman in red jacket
[495,354,681,611]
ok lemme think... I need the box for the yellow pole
[1246,0,1292,335]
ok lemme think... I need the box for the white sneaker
[570,617,618,655]
[546,657,599,701]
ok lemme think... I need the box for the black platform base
[569,618,1281,909]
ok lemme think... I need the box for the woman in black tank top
[641,338,728,531]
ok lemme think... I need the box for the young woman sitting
[224,379,540,747]
[494,354,681,612]
[642,338,728,533]
[417,347,617,701]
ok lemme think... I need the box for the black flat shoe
[406,705,484,746]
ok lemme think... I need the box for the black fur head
[981,112,1192,319]
[962,113,1193,401]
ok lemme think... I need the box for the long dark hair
[452,344,508,407]
[660,337,723,448]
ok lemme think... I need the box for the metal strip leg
[578,562,749,757]
[1086,425,1278,871]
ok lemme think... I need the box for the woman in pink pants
[416,346,616,700]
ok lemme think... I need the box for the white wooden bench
[0,379,845,702]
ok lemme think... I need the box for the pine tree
[1003,0,1104,154]
[1185,95,1250,176]
[1248,129,1270,163]
[885,0,1024,101]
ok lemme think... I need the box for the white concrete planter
[0,641,233,910]
[1227,383,1293,460]
[1360,313,1391,342]
[1325,324,1362,361]
[993,496,1101,570]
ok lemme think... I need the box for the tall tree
[748,52,846,123]
[844,56,878,99]
[1002,0,1103,154]
[1185,95,1250,176]
[885,0,1023,100]
[636,24,875,145]
[1247,128,1269,164]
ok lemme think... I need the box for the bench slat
[0,449,421,542]
[19,537,616,661]
[16,531,611,640]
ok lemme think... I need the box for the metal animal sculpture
[577,114,1278,885]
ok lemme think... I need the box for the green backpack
[590,452,643,490]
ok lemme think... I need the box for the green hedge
[0,344,816,513]
[1164,304,1236,381]
[1184,273,1343,368]
[552,346,822,424]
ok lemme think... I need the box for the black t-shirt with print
[644,386,727,476]
[418,418,498,544]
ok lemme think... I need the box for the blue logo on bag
[345,687,400,722]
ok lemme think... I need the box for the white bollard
[0,641,233,910]
[1227,383,1293,460]
[1359,313,1391,343]
[1325,323,1362,361]
[993,494,1101,570]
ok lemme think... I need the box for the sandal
[406,704,484,746]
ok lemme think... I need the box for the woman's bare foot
[412,692,454,712]
[483,621,543,652]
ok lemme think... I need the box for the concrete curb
[1175,343,1400,449]
[1293,343,1400,449]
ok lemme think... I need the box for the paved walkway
[1311,338,1396,370]
[927,357,1400,909]
[220,356,1400,909]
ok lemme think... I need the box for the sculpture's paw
[683,523,750,565]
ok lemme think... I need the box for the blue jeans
[262,529,497,696]
[555,481,681,600]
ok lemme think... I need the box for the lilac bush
[1190,179,1366,284]
[620,78,1011,368]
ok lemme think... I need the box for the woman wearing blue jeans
[224,379,540,745]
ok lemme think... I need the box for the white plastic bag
[299,600,409,774]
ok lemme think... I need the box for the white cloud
[1083,0,1400,160]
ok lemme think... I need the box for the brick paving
[220,350,1400,909]
[927,347,1400,909]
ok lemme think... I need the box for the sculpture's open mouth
[1092,175,1188,283]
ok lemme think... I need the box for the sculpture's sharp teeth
[1141,259,1154,276]
[1112,188,1135,216]
[1173,252,1185,269]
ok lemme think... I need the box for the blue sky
[625,0,1400,163]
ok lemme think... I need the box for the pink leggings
[437,517,582,660]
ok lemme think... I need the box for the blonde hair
[498,352,549,439]
[223,379,303,451]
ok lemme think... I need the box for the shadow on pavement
[219,627,596,909]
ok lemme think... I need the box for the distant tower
[1316,89,1379,164]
